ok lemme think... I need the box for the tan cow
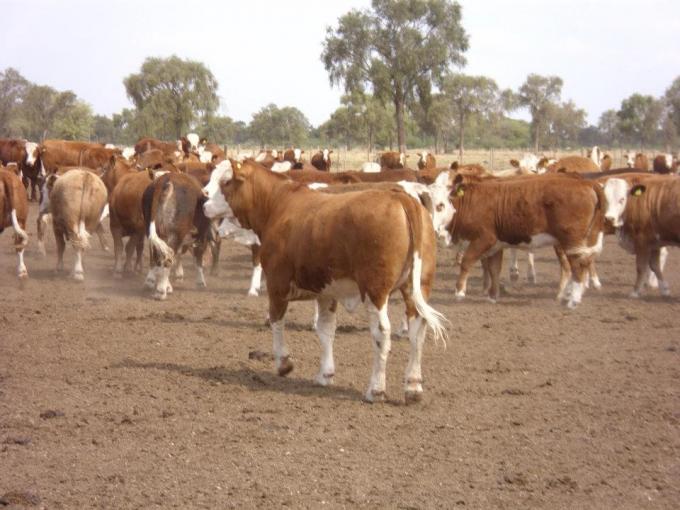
[417,151,436,170]
[0,168,29,278]
[448,174,606,307]
[48,169,108,280]
[603,174,680,297]
[202,160,448,403]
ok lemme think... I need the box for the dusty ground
[1,202,679,509]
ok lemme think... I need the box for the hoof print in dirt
[248,350,272,362]
[39,409,64,420]
[0,490,41,507]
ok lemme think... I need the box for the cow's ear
[109,154,117,165]
[329,150,333,154]
[232,161,246,182]
[450,161,459,170]
[510,159,519,168]
[631,184,646,196]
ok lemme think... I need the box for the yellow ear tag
[456,188,465,197]
[633,188,642,196]
[237,163,242,169]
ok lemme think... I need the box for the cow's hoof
[196,280,207,289]
[509,271,519,283]
[72,272,84,282]
[455,292,465,301]
[629,290,641,299]
[315,372,334,386]
[153,291,167,301]
[277,357,294,377]
[143,278,155,289]
[364,390,386,403]
[113,271,123,280]
[527,275,537,285]
[247,288,259,297]
[404,390,423,405]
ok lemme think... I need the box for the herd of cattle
[1,135,678,402]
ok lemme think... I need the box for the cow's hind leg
[526,251,536,284]
[631,248,652,299]
[508,248,519,282]
[365,298,391,403]
[401,291,426,404]
[96,223,109,251]
[486,250,503,303]
[72,246,85,281]
[314,297,337,386]
[456,237,495,300]
[566,254,590,308]
[193,238,208,288]
[555,246,571,301]
[649,247,670,297]
[248,245,262,296]
[269,296,293,376]
[53,226,66,274]
[15,236,28,279]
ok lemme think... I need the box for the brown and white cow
[39,140,110,175]
[652,154,678,174]
[417,151,436,170]
[624,152,649,171]
[0,138,41,201]
[142,172,211,300]
[134,137,184,160]
[310,149,333,171]
[379,151,408,170]
[448,174,606,307]
[0,168,29,278]
[283,148,304,165]
[47,169,108,281]
[603,173,680,297]
[545,155,599,174]
[203,160,448,403]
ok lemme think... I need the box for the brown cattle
[417,151,436,170]
[310,149,333,171]
[134,137,182,157]
[142,172,211,300]
[624,152,649,171]
[603,174,680,297]
[202,160,448,403]
[448,174,606,307]
[283,169,361,184]
[652,154,678,174]
[379,151,408,169]
[600,154,612,171]
[48,169,108,280]
[340,169,419,183]
[283,148,304,164]
[110,170,155,277]
[0,138,41,201]
[39,140,110,174]
[546,155,599,174]
[0,168,29,278]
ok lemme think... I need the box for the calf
[0,168,29,278]
[603,174,680,297]
[203,160,448,403]
[449,174,606,307]
[48,170,108,280]
[652,154,678,174]
[379,151,408,169]
[142,172,211,300]
[310,149,333,171]
[417,151,436,170]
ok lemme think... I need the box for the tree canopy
[322,0,469,152]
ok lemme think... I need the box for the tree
[442,73,501,161]
[545,100,586,149]
[124,55,219,139]
[518,74,563,151]
[199,114,237,144]
[0,68,29,137]
[52,102,94,140]
[665,76,680,137]
[92,115,115,143]
[598,109,621,147]
[249,104,310,147]
[322,0,469,152]
[617,93,663,148]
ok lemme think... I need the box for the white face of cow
[399,153,406,167]
[199,150,213,163]
[202,160,234,219]
[589,146,601,166]
[428,172,456,243]
[24,142,39,166]
[624,152,635,168]
[122,147,135,161]
[520,153,539,173]
[322,149,329,163]
[186,133,199,151]
[664,153,673,170]
[293,148,302,162]
[603,178,629,227]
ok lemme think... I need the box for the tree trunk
[534,122,540,152]
[395,97,406,153]
[368,125,373,161]
[458,113,465,163]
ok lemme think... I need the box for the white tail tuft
[98,203,110,224]
[412,252,450,347]
[149,221,174,265]
[11,209,29,246]
[71,220,91,249]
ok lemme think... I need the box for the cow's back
[50,170,107,231]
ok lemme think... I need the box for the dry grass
[225,146,644,172]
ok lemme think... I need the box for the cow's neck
[236,166,290,239]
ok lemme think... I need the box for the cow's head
[603,177,632,227]
[202,159,236,219]
[519,153,539,173]
[623,152,635,168]
[322,149,332,163]
[293,148,303,163]
[24,141,39,167]
[186,133,200,152]
[588,146,602,166]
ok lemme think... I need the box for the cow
[508,153,541,174]
[603,173,680,297]
[340,169,419,184]
[0,168,29,278]
[283,148,304,165]
[624,152,649,171]
[310,149,333,171]
[588,146,603,167]
[545,155,599,174]
[142,172,211,300]
[202,159,449,403]
[417,151,436,170]
[379,151,408,170]
[39,140,110,175]
[652,154,678,174]
[0,139,41,201]
[47,169,108,281]
[109,169,156,278]
[600,154,613,171]
[448,174,606,307]
[134,137,184,161]
[283,169,361,185]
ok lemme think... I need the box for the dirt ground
[1,201,679,509]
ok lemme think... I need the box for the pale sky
[2,0,679,126]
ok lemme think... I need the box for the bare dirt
[1,201,679,509]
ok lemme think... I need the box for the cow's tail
[11,209,29,247]
[399,195,450,347]
[71,172,92,250]
[6,176,29,248]
[148,181,175,266]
